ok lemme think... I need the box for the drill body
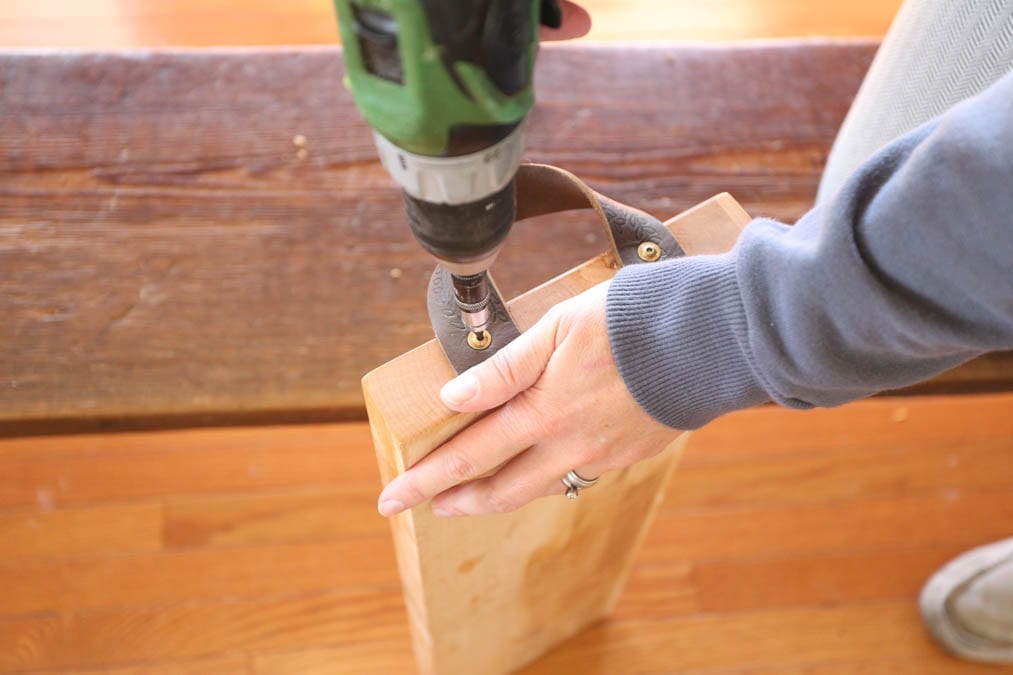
[334,0,559,338]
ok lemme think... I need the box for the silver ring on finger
[561,469,599,500]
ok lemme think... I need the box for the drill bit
[451,271,492,340]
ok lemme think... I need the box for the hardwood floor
[1,393,1010,673]
[0,0,903,47]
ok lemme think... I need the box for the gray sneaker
[920,538,1013,664]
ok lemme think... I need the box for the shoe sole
[920,537,1013,664]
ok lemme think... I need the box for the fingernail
[378,499,405,517]
[432,504,455,517]
[441,374,478,406]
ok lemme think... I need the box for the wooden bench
[3,43,1010,437]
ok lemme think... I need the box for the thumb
[440,310,561,412]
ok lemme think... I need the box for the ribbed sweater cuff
[606,252,770,430]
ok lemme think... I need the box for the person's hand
[541,2,591,41]
[376,280,682,518]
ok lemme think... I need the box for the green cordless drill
[333,0,562,345]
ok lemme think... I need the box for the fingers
[440,309,561,413]
[378,310,564,517]
[431,443,611,517]
[376,396,545,517]
[540,1,592,41]
[429,429,683,517]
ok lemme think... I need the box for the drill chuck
[401,173,517,339]
[401,179,516,271]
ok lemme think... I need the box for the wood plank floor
[0,0,903,47]
[1,394,1010,673]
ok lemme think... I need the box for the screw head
[467,330,492,351]
[637,242,662,262]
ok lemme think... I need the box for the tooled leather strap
[429,163,684,373]
[514,164,684,266]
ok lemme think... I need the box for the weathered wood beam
[1,43,1007,433]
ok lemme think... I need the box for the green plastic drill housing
[333,0,543,157]
[333,1,561,342]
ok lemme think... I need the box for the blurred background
[0,0,903,46]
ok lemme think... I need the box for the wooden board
[1,44,1008,435]
[0,393,1010,672]
[361,193,750,675]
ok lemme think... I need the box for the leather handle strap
[429,163,683,373]
[515,163,684,266]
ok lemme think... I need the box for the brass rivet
[467,330,492,351]
[637,242,661,262]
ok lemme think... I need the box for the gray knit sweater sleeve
[606,69,1013,430]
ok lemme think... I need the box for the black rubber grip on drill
[402,180,516,264]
